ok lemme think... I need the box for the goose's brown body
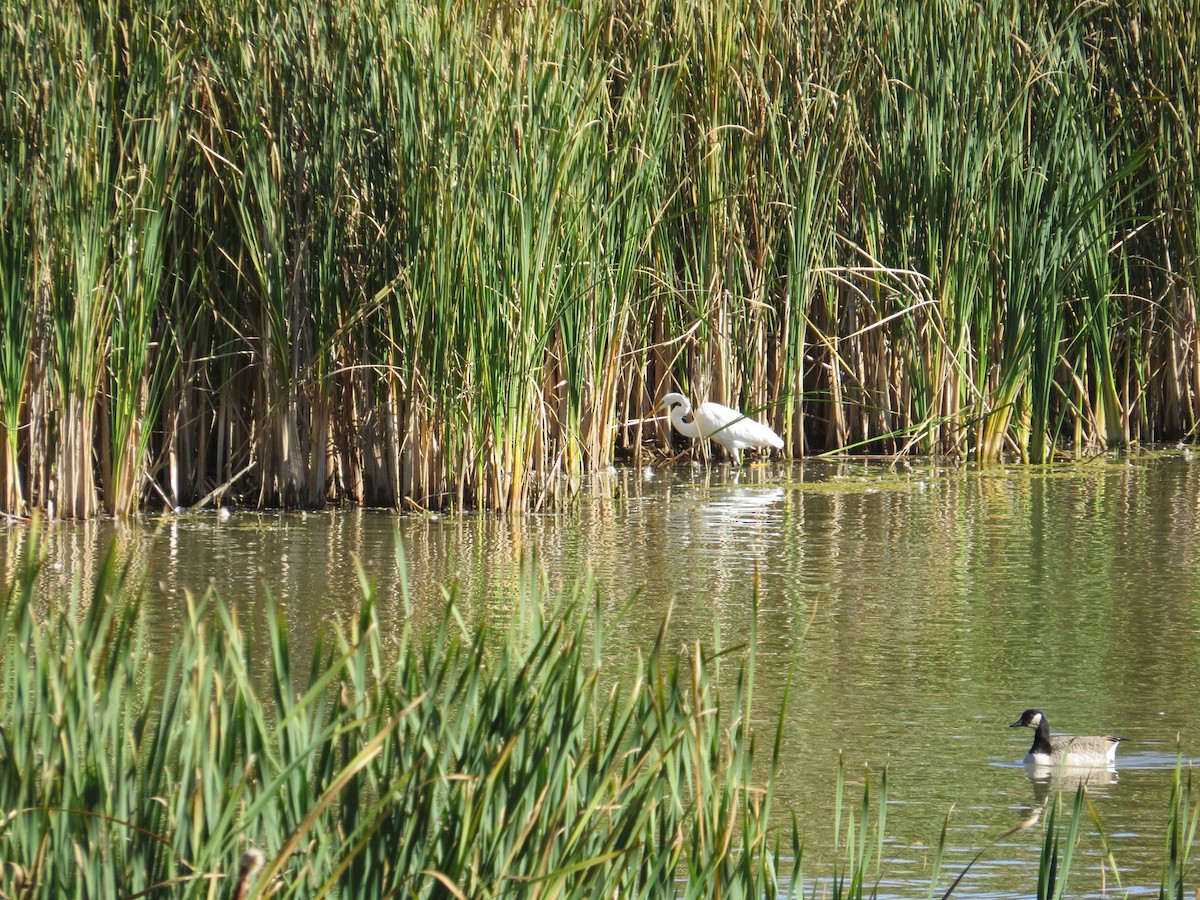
[1010,708,1122,767]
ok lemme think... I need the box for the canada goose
[658,393,783,465]
[1010,708,1122,768]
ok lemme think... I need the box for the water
[5,454,1200,897]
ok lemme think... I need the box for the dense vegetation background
[1,0,1196,516]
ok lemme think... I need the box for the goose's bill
[1009,719,1024,727]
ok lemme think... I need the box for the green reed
[0,528,791,897]
[103,8,186,517]
[823,757,888,900]
[0,0,1198,517]
[1159,759,1199,900]
[0,121,32,515]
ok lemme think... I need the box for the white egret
[658,392,784,465]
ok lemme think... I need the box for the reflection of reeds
[1,1,1198,516]
[0,526,790,895]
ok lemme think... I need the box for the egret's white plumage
[659,392,783,465]
[1010,708,1122,769]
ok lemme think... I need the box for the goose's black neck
[1029,717,1054,755]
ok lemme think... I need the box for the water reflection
[1021,765,1119,818]
[4,456,1200,897]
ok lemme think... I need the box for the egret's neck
[670,407,701,440]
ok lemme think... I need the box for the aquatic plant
[1159,760,1199,900]
[0,0,1197,515]
[0,528,791,897]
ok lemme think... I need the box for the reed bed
[1,0,1198,516]
[0,528,792,897]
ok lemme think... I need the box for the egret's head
[659,392,690,415]
[1010,709,1044,729]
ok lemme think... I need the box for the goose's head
[1010,709,1045,729]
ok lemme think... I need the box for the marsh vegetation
[0,530,792,897]
[1,0,1197,517]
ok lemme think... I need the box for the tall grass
[0,79,33,515]
[0,0,1198,516]
[0,527,791,896]
[1159,759,1199,900]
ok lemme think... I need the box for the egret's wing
[695,402,746,442]
[696,402,744,430]
[698,401,783,448]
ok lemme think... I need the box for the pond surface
[5,454,1200,898]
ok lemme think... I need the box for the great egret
[658,392,784,465]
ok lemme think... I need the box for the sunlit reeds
[1,0,1197,516]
